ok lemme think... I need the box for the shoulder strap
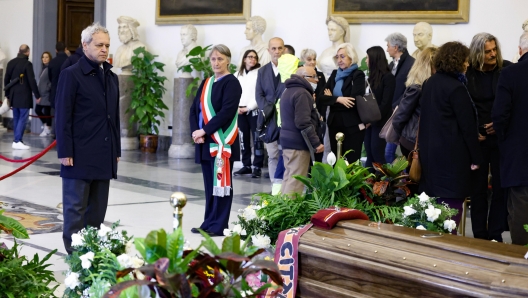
[414,118,420,151]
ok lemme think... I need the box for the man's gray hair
[520,32,528,51]
[385,32,407,52]
[248,16,266,35]
[300,48,317,62]
[210,44,232,64]
[81,22,109,44]
[469,32,503,70]
[182,24,198,41]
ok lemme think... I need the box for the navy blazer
[189,74,242,163]
[492,54,528,188]
[55,56,121,180]
[255,62,285,121]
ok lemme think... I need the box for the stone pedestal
[118,74,138,150]
[168,77,196,159]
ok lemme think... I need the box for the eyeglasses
[246,55,257,60]
[304,74,318,80]
[334,54,348,60]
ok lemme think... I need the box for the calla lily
[327,152,337,166]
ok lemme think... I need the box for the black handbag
[355,80,381,124]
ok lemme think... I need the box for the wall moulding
[328,0,469,24]
[156,0,251,25]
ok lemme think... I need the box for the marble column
[168,77,195,158]
[118,74,138,150]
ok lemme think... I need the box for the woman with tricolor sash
[189,44,242,237]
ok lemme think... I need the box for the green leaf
[0,214,29,239]
[144,229,167,263]
[221,233,240,255]
[187,45,203,56]
[199,229,221,255]
[166,228,185,271]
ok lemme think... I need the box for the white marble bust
[513,19,528,63]
[411,22,435,58]
[239,16,271,67]
[175,24,199,78]
[317,16,350,78]
[114,16,146,74]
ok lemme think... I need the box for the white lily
[71,233,84,247]
[418,192,430,206]
[64,272,81,289]
[443,219,457,232]
[98,223,113,239]
[251,234,271,249]
[327,152,337,166]
[425,205,441,222]
[79,251,95,269]
[403,206,417,217]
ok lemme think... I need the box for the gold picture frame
[156,0,251,25]
[329,0,469,24]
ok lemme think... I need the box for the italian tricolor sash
[200,76,238,197]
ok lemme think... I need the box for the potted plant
[128,46,169,153]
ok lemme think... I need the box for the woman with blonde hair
[392,46,437,157]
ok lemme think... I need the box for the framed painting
[156,0,251,25]
[329,0,470,24]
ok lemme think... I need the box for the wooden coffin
[297,220,528,297]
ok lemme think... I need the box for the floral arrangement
[63,222,142,298]
[226,203,272,249]
[396,192,458,233]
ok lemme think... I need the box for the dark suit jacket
[55,56,121,180]
[389,49,415,108]
[492,54,528,188]
[370,72,395,127]
[189,74,242,163]
[319,68,365,130]
[61,47,84,71]
[4,54,40,108]
[48,51,69,107]
[255,62,285,123]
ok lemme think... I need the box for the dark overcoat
[55,56,121,180]
[189,74,242,163]
[389,49,415,108]
[492,54,528,188]
[48,51,68,107]
[4,54,40,108]
[419,72,482,198]
[255,62,286,123]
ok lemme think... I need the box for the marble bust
[317,16,350,78]
[239,16,271,67]
[411,22,435,58]
[0,46,6,69]
[175,24,199,78]
[114,16,146,74]
[513,19,528,63]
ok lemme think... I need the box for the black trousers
[364,125,386,172]
[200,159,234,235]
[35,104,51,126]
[329,125,366,163]
[238,111,264,168]
[62,178,110,253]
[506,186,528,245]
[470,137,506,241]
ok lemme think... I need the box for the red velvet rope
[29,114,54,118]
[0,140,56,181]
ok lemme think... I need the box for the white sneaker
[12,141,30,150]
[39,126,51,137]
[39,129,48,137]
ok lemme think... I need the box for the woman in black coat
[364,46,395,170]
[419,42,482,226]
[319,43,366,163]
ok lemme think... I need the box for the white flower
[71,233,84,247]
[223,229,232,236]
[425,205,442,222]
[416,225,427,230]
[98,223,112,239]
[243,207,258,221]
[232,224,247,236]
[251,234,271,249]
[64,272,81,290]
[418,192,431,206]
[79,251,95,269]
[403,206,417,217]
[125,240,134,254]
[131,256,144,268]
[327,152,337,166]
[443,219,457,232]
[117,254,133,268]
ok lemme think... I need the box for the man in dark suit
[55,23,120,253]
[48,41,68,108]
[385,32,415,163]
[4,44,41,149]
[255,37,285,189]
[492,31,528,246]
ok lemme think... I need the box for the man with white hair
[492,31,528,245]
[240,16,271,66]
[114,16,146,71]
[55,22,121,253]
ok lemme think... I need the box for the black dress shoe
[234,166,252,176]
[252,167,262,178]
[191,227,201,234]
[206,230,222,237]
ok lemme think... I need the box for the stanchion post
[336,132,345,159]
[170,192,187,231]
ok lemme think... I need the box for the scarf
[200,76,238,197]
[333,64,358,96]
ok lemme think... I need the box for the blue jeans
[385,142,398,164]
[12,108,29,142]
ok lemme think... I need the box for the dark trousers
[238,111,264,168]
[35,104,51,126]
[364,125,386,172]
[200,159,234,235]
[470,137,506,241]
[62,178,110,253]
[506,186,528,245]
[329,125,366,163]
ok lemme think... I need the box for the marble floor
[0,127,510,294]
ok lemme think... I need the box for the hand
[312,93,316,101]
[60,157,73,166]
[238,107,248,114]
[484,122,495,135]
[336,96,355,108]
[471,164,480,170]
[117,157,120,163]
[315,144,324,153]
[36,98,41,104]
[365,123,371,129]
[194,137,205,144]
[192,129,206,143]
[324,88,332,96]
[478,134,486,142]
